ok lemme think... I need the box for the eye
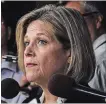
[24,42,29,47]
[37,40,47,46]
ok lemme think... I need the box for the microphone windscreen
[48,74,75,97]
[1,78,20,99]
[48,74,106,102]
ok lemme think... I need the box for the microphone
[48,74,106,103]
[1,78,30,99]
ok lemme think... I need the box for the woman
[16,5,95,103]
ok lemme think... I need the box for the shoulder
[93,34,106,60]
[1,55,23,83]
[96,51,106,69]
[96,58,106,74]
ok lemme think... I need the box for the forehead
[65,1,85,14]
[26,20,54,34]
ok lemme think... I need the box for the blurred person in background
[1,2,28,103]
[65,1,106,92]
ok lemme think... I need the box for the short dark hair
[82,1,106,29]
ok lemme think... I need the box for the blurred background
[1,1,106,55]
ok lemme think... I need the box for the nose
[24,44,35,57]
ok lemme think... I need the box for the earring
[67,57,71,63]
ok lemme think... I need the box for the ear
[7,26,11,40]
[66,49,71,63]
[96,15,103,29]
[66,49,71,57]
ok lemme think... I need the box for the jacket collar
[93,34,106,50]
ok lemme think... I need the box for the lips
[26,63,37,67]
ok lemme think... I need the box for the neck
[99,28,105,36]
[2,45,8,56]
[42,86,58,103]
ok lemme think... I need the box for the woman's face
[24,20,70,85]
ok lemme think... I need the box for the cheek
[23,54,30,74]
[23,52,45,82]
[87,24,96,41]
[24,54,26,67]
[39,49,67,78]
[85,19,96,37]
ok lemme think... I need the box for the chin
[26,73,36,82]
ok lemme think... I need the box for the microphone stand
[22,87,42,103]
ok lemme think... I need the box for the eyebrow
[24,33,51,40]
